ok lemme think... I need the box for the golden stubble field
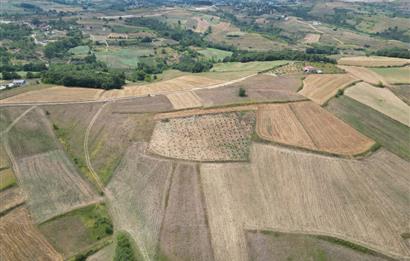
[338,56,410,67]
[201,143,410,261]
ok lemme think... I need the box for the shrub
[239,87,247,97]
[335,89,344,97]
[114,232,135,261]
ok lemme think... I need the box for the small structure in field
[12,79,26,86]
[303,66,322,74]
[107,33,128,39]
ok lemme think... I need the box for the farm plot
[246,231,392,261]
[89,104,158,184]
[109,95,173,113]
[101,75,223,100]
[39,204,113,259]
[166,91,203,110]
[7,107,59,159]
[370,66,410,85]
[388,85,410,105]
[0,168,16,191]
[95,47,155,69]
[159,163,214,261]
[211,61,289,73]
[326,96,410,161]
[338,56,410,67]
[0,207,63,261]
[195,74,305,107]
[0,186,25,214]
[86,244,114,261]
[17,150,99,223]
[0,86,103,104]
[198,47,232,61]
[200,143,410,261]
[149,112,256,161]
[339,65,389,86]
[303,33,321,43]
[107,142,174,261]
[299,74,358,105]
[345,82,410,127]
[256,102,375,156]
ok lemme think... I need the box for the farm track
[84,102,111,192]
[0,106,36,135]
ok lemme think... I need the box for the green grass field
[69,46,90,56]
[211,61,289,73]
[39,204,113,258]
[326,96,410,161]
[198,48,232,61]
[0,169,16,191]
[95,47,155,69]
[370,67,410,85]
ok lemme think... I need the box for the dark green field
[326,96,410,161]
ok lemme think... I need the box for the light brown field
[256,102,375,156]
[17,150,99,223]
[193,17,210,33]
[345,82,410,127]
[107,142,174,261]
[339,65,389,86]
[0,207,63,261]
[338,56,410,67]
[86,244,114,261]
[0,186,25,214]
[166,91,203,110]
[201,143,410,261]
[0,86,103,104]
[299,74,358,105]
[102,75,223,100]
[303,33,321,43]
[159,163,214,261]
[149,112,256,161]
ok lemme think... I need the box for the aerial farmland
[0,0,409,260]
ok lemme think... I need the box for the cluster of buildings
[0,80,26,91]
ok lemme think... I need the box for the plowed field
[0,207,63,261]
[166,91,203,109]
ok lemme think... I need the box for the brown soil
[0,187,25,214]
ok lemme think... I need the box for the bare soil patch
[299,74,358,105]
[195,74,305,107]
[166,91,203,110]
[345,82,410,126]
[256,102,375,156]
[149,112,256,161]
[338,56,410,67]
[388,85,410,106]
[201,144,410,261]
[17,150,99,223]
[0,207,63,261]
[303,33,321,43]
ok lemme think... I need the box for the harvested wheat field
[0,86,103,104]
[339,65,389,86]
[109,95,173,113]
[149,112,256,161]
[200,143,410,261]
[299,74,358,105]
[166,91,203,109]
[17,150,99,223]
[159,163,214,261]
[0,186,25,214]
[0,207,63,261]
[102,75,223,99]
[338,56,410,67]
[345,82,410,126]
[256,102,375,156]
[371,66,410,85]
[303,33,321,43]
[326,96,410,161]
[107,142,174,261]
[246,231,392,261]
[195,75,306,107]
[7,107,60,158]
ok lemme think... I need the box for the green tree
[114,232,135,261]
